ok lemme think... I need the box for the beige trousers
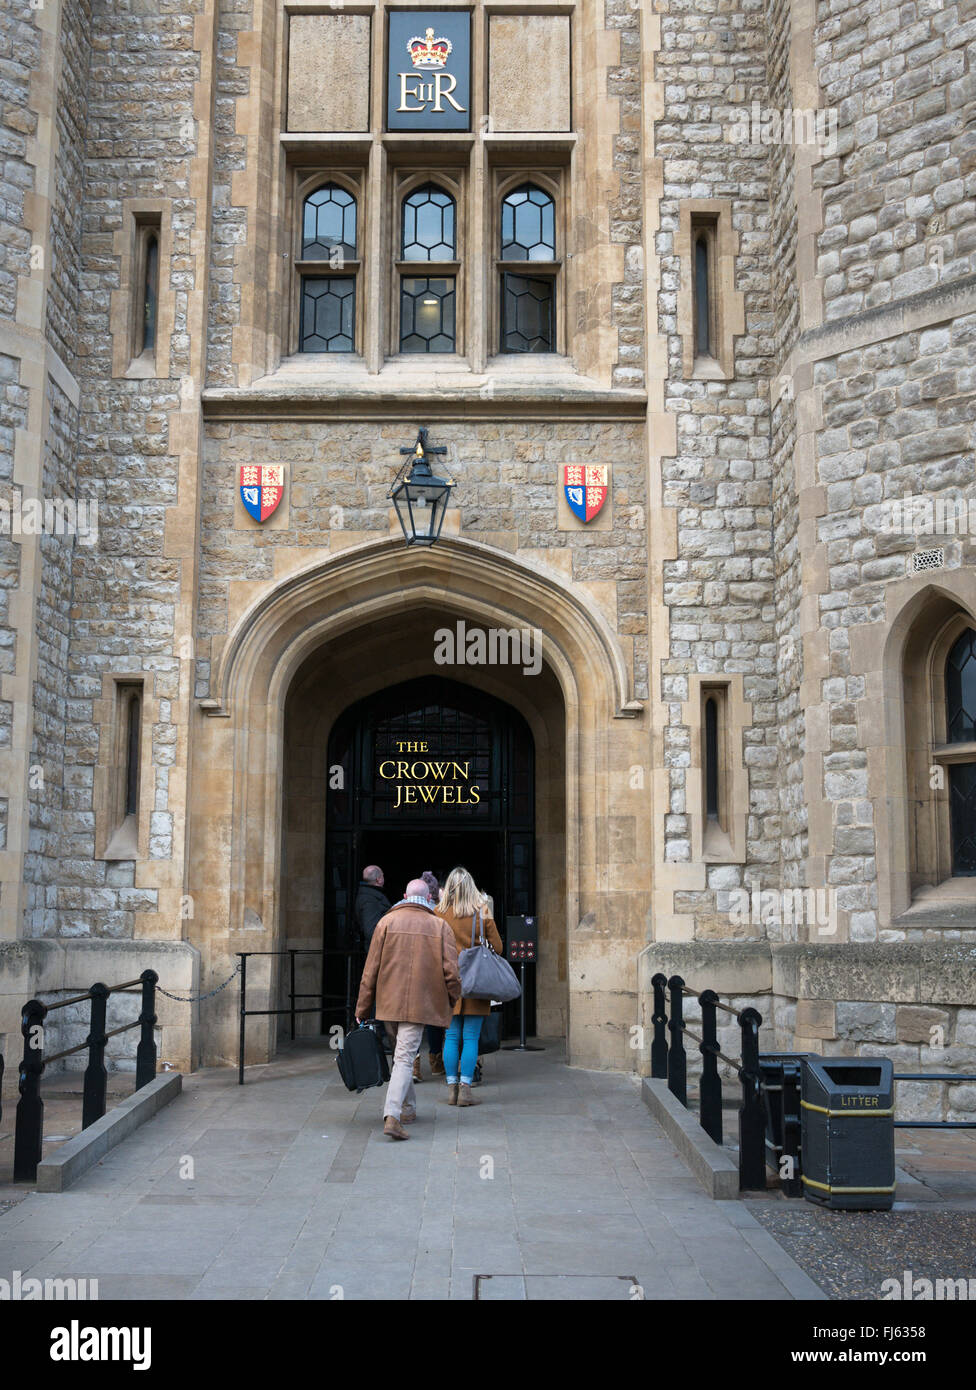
[383,1021,425,1119]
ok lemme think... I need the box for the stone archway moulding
[202,535,643,722]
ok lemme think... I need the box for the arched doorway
[324,676,536,1034]
[188,535,647,1071]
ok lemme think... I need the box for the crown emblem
[407,27,452,69]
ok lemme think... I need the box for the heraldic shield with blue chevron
[563,464,608,523]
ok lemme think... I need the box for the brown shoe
[412,1056,423,1082]
[429,1051,446,1076]
[457,1083,481,1107]
[400,1108,417,1124]
[446,1083,459,1106]
[384,1115,409,1140]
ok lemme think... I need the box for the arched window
[945,628,976,874]
[499,184,557,353]
[299,183,358,352]
[399,184,457,353]
[142,233,159,356]
[694,234,710,359]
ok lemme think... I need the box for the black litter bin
[800,1055,895,1210]
[759,1053,808,1197]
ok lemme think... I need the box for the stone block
[488,16,571,132]
[287,15,371,133]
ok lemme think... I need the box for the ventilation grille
[913,548,945,572]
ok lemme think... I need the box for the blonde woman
[437,867,504,1106]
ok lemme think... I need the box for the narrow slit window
[704,696,719,820]
[142,233,159,355]
[125,692,141,817]
[694,234,710,360]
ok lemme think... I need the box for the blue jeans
[443,1015,483,1085]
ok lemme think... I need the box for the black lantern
[389,427,455,546]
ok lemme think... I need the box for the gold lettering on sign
[378,740,482,809]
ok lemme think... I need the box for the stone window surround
[110,199,174,381]
[93,674,154,862]
[283,156,571,364]
[292,169,367,356]
[390,167,465,356]
[491,168,564,358]
[675,200,744,382]
[271,2,589,381]
[685,672,751,865]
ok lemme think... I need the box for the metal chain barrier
[156,962,242,1004]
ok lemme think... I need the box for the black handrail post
[238,953,247,1086]
[135,970,158,1089]
[82,983,109,1129]
[738,1006,766,1191]
[14,999,47,1182]
[650,973,668,1079]
[289,950,297,1042]
[699,988,722,1145]
[667,975,687,1107]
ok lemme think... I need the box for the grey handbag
[458,910,522,1002]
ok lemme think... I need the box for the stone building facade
[0,0,974,1121]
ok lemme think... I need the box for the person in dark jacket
[354,866,390,948]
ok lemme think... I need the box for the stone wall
[197,417,649,689]
[654,0,780,909]
[0,354,28,770]
[814,0,976,319]
[45,0,91,372]
[0,0,40,325]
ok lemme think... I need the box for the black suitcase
[478,1010,502,1056]
[337,1021,390,1093]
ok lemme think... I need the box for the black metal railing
[650,972,766,1191]
[892,1075,976,1129]
[13,970,158,1182]
[237,947,361,1085]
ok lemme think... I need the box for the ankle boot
[412,1055,423,1082]
[384,1115,409,1140]
[446,1083,459,1106]
[429,1051,446,1076]
[457,1083,481,1107]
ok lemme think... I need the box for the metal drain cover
[474,1274,640,1300]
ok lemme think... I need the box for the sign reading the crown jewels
[563,465,609,524]
[239,464,284,523]
[386,11,471,131]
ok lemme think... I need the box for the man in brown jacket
[355,878,461,1140]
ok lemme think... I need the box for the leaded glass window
[401,185,456,261]
[501,184,555,261]
[299,183,358,352]
[399,185,457,352]
[946,628,976,743]
[499,184,557,354]
[946,628,976,875]
[302,184,357,261]
[400,277,455,353]
[501,274,554,353]
[301,277,355,352]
